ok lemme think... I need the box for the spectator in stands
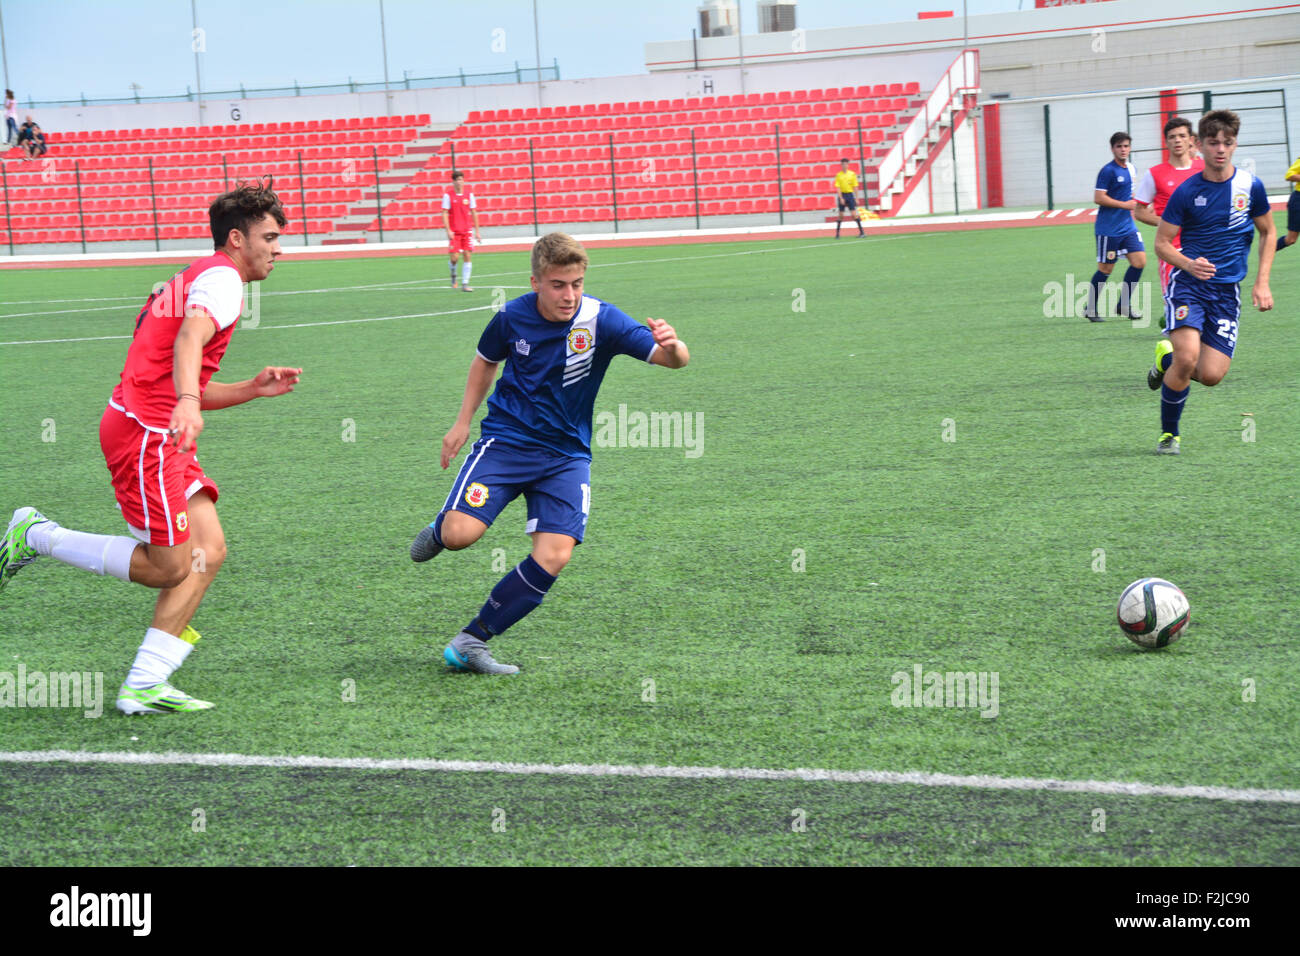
[3,91,17,146]
[442,170,482,292]
[17,116,47,161]
[833,159,865,238]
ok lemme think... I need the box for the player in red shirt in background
[0,182,302,714]
[443,170,482,292]
[1134,116,1204,294]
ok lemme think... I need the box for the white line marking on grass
[2,750,1296,804]
[0,304,496,345]
[0,232,925,336]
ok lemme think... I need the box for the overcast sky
[0,0,1025,101]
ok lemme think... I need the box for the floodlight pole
[191,0,204,127]
[0,0,10,93]
[379,0,392,116]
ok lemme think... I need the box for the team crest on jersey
[1174,305,1189,321]
[567,327,594,353]
[465,483,490,508]
[176,511,188,533]
[1232,194,1248,212]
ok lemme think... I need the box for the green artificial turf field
[1,217,1297,865]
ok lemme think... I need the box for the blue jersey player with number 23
[1146,110,1275,455]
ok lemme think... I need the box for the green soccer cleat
[1155,433,1181,455]
[1,507,48,594]
[116,682,215,715]
[1148,339,1173,390]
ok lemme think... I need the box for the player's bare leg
[148,491,226,636]
[529,531,575,576]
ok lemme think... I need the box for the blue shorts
[1287,190,1300,234]
[1163,274,1240,358]
[838,191,858,212]
[441,436,591,542]
[1096,231,1144,263]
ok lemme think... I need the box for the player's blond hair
[531,232,588,278]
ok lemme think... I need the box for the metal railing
[16,61,562,109]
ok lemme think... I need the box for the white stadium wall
[894,116,981,219]
[31,51,956,135]
[989,75,1300,209]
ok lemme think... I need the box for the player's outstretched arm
[441,355,501,468]
[1252,211,1276,311]
[647,318,689,369]
[201,366,303,410]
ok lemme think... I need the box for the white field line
[0,235,918,343]
[1,749,1296,804]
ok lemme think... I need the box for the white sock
[449,259,457,281]
[462,262,472,285]
[124,627,193,689]
[32,523,138,582]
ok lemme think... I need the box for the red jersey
[111,250,245,429]
[1134,158,1204,217]
[442,187,476,233]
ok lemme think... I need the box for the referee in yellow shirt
[1279,154,1300,252]
[834,158,865,237]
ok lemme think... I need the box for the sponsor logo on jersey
[465,483,489,507]
[515,338,530,356]
[1174,305,1189,321]
[176,511,188,532]
[568,327,593,353]
[1194,196,1207,206]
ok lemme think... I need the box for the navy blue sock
[1161,383,1189,436]
[467,555,558,640]
[1159,350,1173,372]
[428,511,447,546]
[1121,265,1143,312]
[1089,270,1109,314]
[1278,236,1291,252]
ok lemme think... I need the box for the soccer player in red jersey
[1134,116,1204,293]
[0,182,303,714]
[442,170,482,292]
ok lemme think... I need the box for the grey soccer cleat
[1155,433,1181,455]
[410,524,444,562]
[443,634,519,675]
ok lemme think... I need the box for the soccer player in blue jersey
[408,232,690,674]
[1146,110,1275,455]
[1086,132,1146,321]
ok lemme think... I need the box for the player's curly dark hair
[1109,131,1131,147]
[209,177,287,249]
[1198,110,1240,143]
[1162,116,1193,138]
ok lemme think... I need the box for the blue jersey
[1095,160,1138,237]
[475,292,657,460]
[1161,169,1269,285]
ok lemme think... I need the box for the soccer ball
[1117,578,1190,648]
